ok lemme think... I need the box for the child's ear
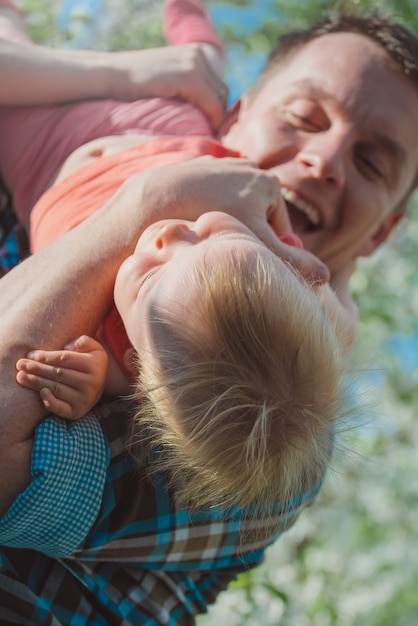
[358,212,404,257]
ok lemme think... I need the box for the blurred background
[15,1,418,623]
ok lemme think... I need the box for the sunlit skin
[221,32,418,277]
[114,211,306,356]
[17,33,412,418]
[15,209,351,421]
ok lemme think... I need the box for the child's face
[114,212,299,356]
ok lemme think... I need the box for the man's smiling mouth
[281,186,321,231]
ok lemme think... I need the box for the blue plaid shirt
[0,398,323,625]
[0,182,31,272]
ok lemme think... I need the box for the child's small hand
[15,335,108,420]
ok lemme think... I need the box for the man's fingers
[279,245,330,285]
[265,176,292,234]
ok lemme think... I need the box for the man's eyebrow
[285,80,344,107]
[371,131,407,165]
[288,79,331,99]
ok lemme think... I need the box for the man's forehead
[276,78,334,100]
[259,35,418,117]
[264,31,397,83]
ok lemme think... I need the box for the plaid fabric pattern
[0,183,29,275]
[75,400,320,569]
[0,413,108,556]
[0,399,323,624]
[0,546,238,625]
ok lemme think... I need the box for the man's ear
[358,212,404,257]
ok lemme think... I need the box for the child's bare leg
[163,0,225,76]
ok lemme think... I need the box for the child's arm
[0,3,227,128]
[15,335,109,420]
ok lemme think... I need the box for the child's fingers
[16,367,65,394]
[64,334,104,354]
[16,360,88,393]
[19,349,77,369]
[39,388,77,420]
[16,369,86,419]
[19,346,105,375]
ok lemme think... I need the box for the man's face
[221,32,418,274]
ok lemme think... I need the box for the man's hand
[133,156,330,285]
[16,335,108,420]
[327,261,359,350]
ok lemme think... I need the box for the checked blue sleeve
[0,413,108,557]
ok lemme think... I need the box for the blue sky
[211,2,272,101]
[210,1,287,99]
[59,0,275,34]
[389,331,418,372]
[58,0,101,27]
[58,0,272,100]
[210,1,272,36]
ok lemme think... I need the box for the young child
[16,153,348,517]
[7,0,349,521]
[10,0,349,517]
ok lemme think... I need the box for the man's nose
[297,134,347,186]
[155,222,195,249]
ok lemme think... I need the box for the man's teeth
[281,187,320,226]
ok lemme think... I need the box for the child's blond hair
[132,249,346,517]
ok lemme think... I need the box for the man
[1,10,418,626]
[0,159,327,625]
[220,14,418,329]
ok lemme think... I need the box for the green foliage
[81,0,165,51]
[206,0,418,55]
[13,0,418,623]
[16,0,69,45]
[16,0,165,48]
[201,3,418,624]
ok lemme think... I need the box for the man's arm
[0,159,328,516]
[0,187,138,514]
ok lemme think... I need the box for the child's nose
[155,222,196,249]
